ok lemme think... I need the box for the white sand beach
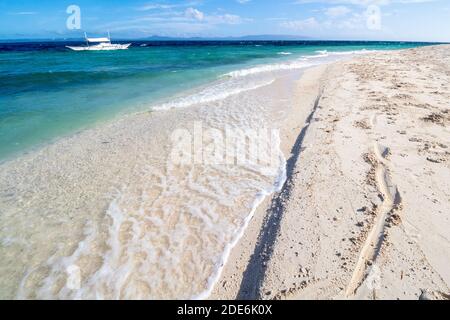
[212,45,450,300]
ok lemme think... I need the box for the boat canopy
[86,37,110,43]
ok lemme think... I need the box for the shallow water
[0,41,430,160]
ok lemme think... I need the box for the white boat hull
[66,43,131,51]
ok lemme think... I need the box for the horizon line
[0,36,446,44]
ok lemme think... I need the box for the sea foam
[153,78,275,110]
[224,49,376,78]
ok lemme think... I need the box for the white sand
[211,45,450,300]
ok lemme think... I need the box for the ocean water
[0,40,431,160]
[0,40,433,299]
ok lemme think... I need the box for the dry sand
[211,45,450,300]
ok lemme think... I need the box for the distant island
[139,34,312,41]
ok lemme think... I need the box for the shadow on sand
[236,90,323,300]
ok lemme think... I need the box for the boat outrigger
[66,32,131,51]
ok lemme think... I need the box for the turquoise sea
[0,40,433,160]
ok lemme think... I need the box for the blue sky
[1,0,449,41]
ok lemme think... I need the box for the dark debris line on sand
[236,89,323,300]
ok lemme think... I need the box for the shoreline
[210,64,328,299]
[211,45,450,300]
[0,44,415,163]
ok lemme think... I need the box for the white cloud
[184,8,244,24]
[98,5,248,36]
[209,14,244,24]
[280,10,370,32]
[185,8,204,21]
[294,0,436,5]
[325,6,352,17]
[10,12,38,15]
[137,1,202,11]
[287,0,436,34]
[280,17,320,30]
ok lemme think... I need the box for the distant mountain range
[138,35,312,41]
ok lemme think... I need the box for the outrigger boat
[66,32,131,51]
